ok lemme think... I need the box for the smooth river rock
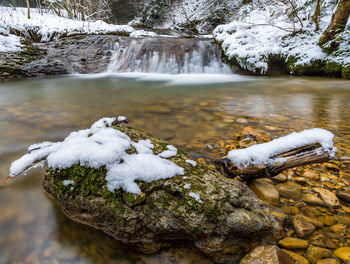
[240,245,294,264]
[42,124,285,262]
[336,190,350,204]
[249,179,280,205]
[278,237,309,249]
[313,188,340,208]
[333,247,350,261]
[276,182,302,200]
[306,246,332,264]
[293,215,316,238]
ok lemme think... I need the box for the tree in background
[319,0,350,51]
[26,0,30,18]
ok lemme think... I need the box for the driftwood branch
[222,143,332,181]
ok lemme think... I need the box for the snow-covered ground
[0,6,156,52]
[213,0,350,74]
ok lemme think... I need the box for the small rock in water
[329,224,347,234]
[303,170,320,180]
[240,245,294,264]
[264,125,283,131]
[236,118,248,124]
[293,214,316,238]
[239,137,256,148]
[322,163,340,171]
[314,187,340,208]
[310,234,338,249]
[333,247,350,261]
[336,190,350,204]
[276,182,302,200]
[278,237,309,249]
[307,245,332,264]
[272,174,287,182]
[241,126,270,142]
[249,179,280,205]
[282,250,309,264]
[316,258,340,264]
[302,193,325,206]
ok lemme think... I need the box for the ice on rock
[228,128,335,168]
[10,117,184,195]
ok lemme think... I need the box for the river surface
[0,74,350,263]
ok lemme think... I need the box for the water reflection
[0,75,350,263]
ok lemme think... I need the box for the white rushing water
[106,37,233,74]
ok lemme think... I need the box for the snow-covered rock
[20,118,285,261]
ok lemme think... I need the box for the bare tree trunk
[319,0,350,49]
[313,0,321,31]
[26,0,30,19]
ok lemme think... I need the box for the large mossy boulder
[42,123,285,262]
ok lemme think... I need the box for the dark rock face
[0,35,120,81]
[42,124,285,263]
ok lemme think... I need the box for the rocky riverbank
[208,126,350,263]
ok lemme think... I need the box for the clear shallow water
[1,74,350,263]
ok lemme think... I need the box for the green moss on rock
[42,124,286,262]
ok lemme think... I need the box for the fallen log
[221,129,336,182]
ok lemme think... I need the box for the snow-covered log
[222,129,336,181]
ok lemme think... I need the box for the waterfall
[106,37,233,74]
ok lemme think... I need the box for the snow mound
[10,117,184,194]
[228,128,336,168]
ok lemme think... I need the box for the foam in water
[106,37,233,74]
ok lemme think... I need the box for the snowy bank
[213,0,350,77]
[0,6,157,52]
[10,117,184,194]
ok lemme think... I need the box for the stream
[1,36,350,263]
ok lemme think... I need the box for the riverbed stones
[293,215,316,238]
[336,190,350,204]
[303,170,320,180]
[314,188,340,208]
[333,247,350,261]
[283,249,310,264]
[249,179,280,205]
[276,182,302,200]
[240,245,294,264]
[306,246,332,264]
[316,259,339,264]
[278,237,309,249]
[302,193,325,206]
[42,124,285,261]
[310,234,338,249]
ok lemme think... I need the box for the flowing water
[106,37,232,74]
[1,37,350,263]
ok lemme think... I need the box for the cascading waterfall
[106,37,233,74]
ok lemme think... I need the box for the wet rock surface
[42,124,285,262]
[0,35,122,81]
